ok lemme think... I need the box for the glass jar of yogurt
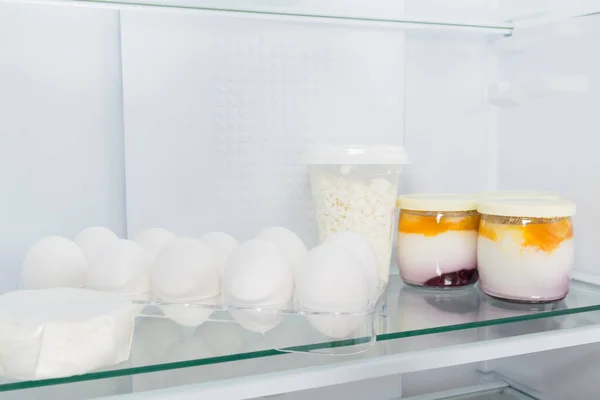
[302,144,409,283]
[477,198,576,303]
[397,194,479,289]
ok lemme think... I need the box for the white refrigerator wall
[496,15,600,275]
[0,3,126,291]
[120,10,406,245]
[403,30,496,195]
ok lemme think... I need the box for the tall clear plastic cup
[302,144,409,283]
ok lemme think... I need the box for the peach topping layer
[478,217,573,253]
[398,212,480,236]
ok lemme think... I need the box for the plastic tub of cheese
[302,144,409,283]
[477,198,576,303]
[397,194,479,289]
[0,288,136,380]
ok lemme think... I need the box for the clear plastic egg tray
[131,282,387,356]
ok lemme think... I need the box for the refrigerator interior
[1,0,600,398]
[1,0,599,286]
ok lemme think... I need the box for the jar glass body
[397,209,479,288]
[477,214,574,303]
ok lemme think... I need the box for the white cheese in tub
[0,288,136,379]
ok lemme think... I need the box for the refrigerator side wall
[0,3,126,290]
[496,16,600,276]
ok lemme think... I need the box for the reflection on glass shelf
[382,276,600,340]
[2,276,600,392]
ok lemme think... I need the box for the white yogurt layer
[397,231,477,285]
[477,236,574,302]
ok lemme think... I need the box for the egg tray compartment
[131,282,387,356]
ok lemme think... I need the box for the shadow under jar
[397,194,480,289]
[477,198,576,303]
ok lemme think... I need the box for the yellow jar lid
[397,194,478,212]
[477,198,576,218]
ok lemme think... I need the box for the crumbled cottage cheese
[311,174,397,282]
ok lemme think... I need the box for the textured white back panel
[496,15,600,275]
[0,3,125,290]
[121,10,405,245]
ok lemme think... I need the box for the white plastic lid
[478,190,558,200]
[397,194,478,212]
[477,198,576,218]
[302,144,409,165]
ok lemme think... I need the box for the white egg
[307,311,370,340]
[22,236,87,289]
[160,295,220,327]
[199,232,238,270]
[296,244,369,339]
[223,239,294,333]
[256,226,307,275]
[152,237,220,301]
[325,231,379,298]
[87,239,151,295]
[224,239,293,305]
[134,228,176,260]
[228,308,284,334]
[297,244,368,307]
[74,227,119,259]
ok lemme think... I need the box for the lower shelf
[471,387,533,400]
[408,386,534,400]
[403,382,535,400]
[2,275,600,395]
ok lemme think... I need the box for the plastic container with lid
[302,144,409,283]
[477,198,576,303]
[396,194,480,289]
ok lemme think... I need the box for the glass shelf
[2,275,600,393]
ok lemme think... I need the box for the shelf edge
[107,323,600,400]
[0,0,512,34]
